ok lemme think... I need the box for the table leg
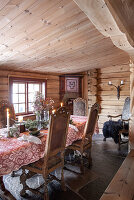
[0,176,16,200]
[0,176,5,191]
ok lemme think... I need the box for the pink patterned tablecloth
[0,115,88,176]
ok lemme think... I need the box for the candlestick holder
[108,80,124,100]
[7,130,10,137]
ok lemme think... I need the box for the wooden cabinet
[59,75,82,114]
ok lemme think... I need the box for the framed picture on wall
[65,77,79,93]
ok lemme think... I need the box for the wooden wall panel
[88,64,130,133]
[98,64,130,132]
[87,69,98,110]
[0,70,60,109]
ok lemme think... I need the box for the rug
[3,165,98,200]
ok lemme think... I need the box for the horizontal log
[98,72,130,79]
[0,85,8,91]
[98,91,129,96]
[98,64,129,74]
[98,95,129,101]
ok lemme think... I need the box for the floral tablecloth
[0,115,98,176]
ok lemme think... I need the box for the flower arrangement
[42,97,54,111]
[33,92,54,114]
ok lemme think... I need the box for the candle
[60,102,63,107]
[52,109,56,114]
[108,81,112,85]
[121,80,124,85]
[7,109,9,132]
[18,116,23,123]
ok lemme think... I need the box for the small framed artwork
[65,77,79,92]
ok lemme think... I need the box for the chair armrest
[108,114,122,119]
[122,118,130,122]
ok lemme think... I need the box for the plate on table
[37,132,46,138]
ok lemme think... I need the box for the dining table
[0,115,98,199]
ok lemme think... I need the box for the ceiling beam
[73,0,134,57]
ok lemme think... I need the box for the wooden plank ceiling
[0,0,129,74]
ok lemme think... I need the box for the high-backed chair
[20,107,70,200]
[103,97,130,149]
[73,97,86,116]
[67,103,100,172]
[0,100,16,128]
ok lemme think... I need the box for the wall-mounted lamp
[108,80,124,100]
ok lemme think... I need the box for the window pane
[28,93,34,102]
[19,83,25,93]
[42,82,45,98]
[13,83,18,94]
[19,94,25,103]
[34,84,39,92]
[19,104,25,113]
[28,103,33,112]
[13,94,18,103]
[13,104,18,113]
[28,84,34,92]
[11,79,46,114]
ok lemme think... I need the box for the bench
[100,150,134,200]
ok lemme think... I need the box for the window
[9,77,46,115]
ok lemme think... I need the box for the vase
[44,110,49,121]
[36,112,41,130]
[36,112,41,122]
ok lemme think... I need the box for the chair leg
[20,168,27,197]
[88,149,92,168]
[11,171,16,177]
[103,137,106,141]
[61,167,66,191]
[118,134,121,150]
[80,151,84,174]
[44,176,49,200]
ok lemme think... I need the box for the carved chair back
[0,100,16,128]
[83,103,99,140]
[122,97,130,120]
[73,97,86,116]
[44,107,70,172]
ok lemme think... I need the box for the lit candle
[7,109,9,132]
[52,109,56,114]
[60,102,63,107]
[121,80,124,85]
[18,116,23,123]
[108,81,112,85]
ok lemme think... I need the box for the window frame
[9,77,47,116]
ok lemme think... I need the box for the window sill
[16,114,36,121]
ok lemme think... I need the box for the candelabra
[108,80,124,100]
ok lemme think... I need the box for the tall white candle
[52,109,56,114]
[121,80,124,85]
[7,109,9,132]
[60,102,63,107]
[108,81,112,85]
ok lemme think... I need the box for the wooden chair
[0,100,16,128]
[20,107,70,200]
[106,97,130,149]
[66,102,99,172]
[73,97,86,116]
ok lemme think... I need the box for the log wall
[87,69,98,109]
[88,64,130,133]
[0,70,60,109]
